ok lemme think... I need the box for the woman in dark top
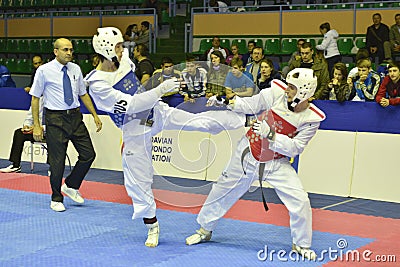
[256,58,284,92]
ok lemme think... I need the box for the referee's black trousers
[45,108,96,202]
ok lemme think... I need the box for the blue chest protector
[109,68,153,128]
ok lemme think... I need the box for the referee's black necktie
[62,66,73,106]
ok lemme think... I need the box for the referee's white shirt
[30,59,86,110]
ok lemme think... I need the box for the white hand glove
[156,78,181,95]
[206,95,226,107]
[253,120,272,139]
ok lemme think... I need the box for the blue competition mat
[0,188,374,267]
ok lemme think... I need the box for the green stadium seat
[196,39,212,54]
[17,59,31,74]
[74,39,89,54]
[280,38,297,55]
[336,4,351,9]
[373,3,388,8]
[305,38,316,48]
[337,37,354,55]
[40,39,53,53]
[299,5,315,10]
[161,10,170,24]
[317,4,333,10]
[231,39,247,54]
[220,39,230,50]
[316,38,323,46]
[0,39,6,53]
[7,39,18,53]
[30,39,41,53]
[252,39,263,49]
[6,58,19,73]
[78,59,93,75]
[355,37,366,49]
[264,38,280,55]
[356,3,370,8]
[17,39,30,53]
[345,62,355,73]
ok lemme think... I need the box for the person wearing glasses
[29,38,103,212]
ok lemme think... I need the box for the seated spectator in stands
[349,58,381,102]
[376,61,400,107]
[225,44,242,66]
[133,44,155,85]
[225,58,254,99]
[180,54,207,102]
[241,40,256,66]
[389,14,400,54]
[204,36,230,64]
[328,62,350,102]
[256,58,283,91]
[288,42,330,99]
[123,24,138,57]
[140,0,167,30]
[366,13,392,63]
[24,55,43,93]
[0,98,44,173]
[282,38,305,77]
[208,0,228,12]
[245,46,264,83]
[348,48,370,79]
[206,50,229,98]
[147,57,183,107]
[134,21,150,49]
[316,22,341,78]
[0,64,16,88]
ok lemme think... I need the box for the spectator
[366,13,392,63]
[288,42,330,99]
[0,97,44,173]
[316,22,341,78]
[204,36,230,64]
[206,50,229,98]
[24,55,43,93]
[147,56,183,107]
[180,54,207,102]
[241,40,256,66]
[376,61,400,107]
[208,0,228,13]
[30,38,102,212]
[225,44,242,66]
[0,64,16,87]
[225,58,254,99]
[348,48,370,79]
[389,13,400,54]
[256,58,284,91]
[282,38,305,78]
[245,46,264,83]
[133,44,155,85]
[134,21,150,49]
[328,62,350,102]
[123,24,138,57]
[349,58,381,102]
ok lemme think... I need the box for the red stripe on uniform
[309,106,325,119]
[273,80,287,90]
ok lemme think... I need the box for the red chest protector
[245,109,297,162]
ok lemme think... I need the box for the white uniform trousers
[123,103,246,220]
[197,137,313,248]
